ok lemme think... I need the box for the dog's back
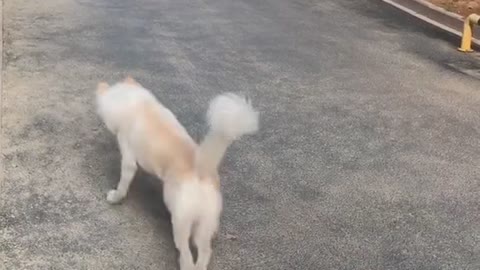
[96,78,197,180]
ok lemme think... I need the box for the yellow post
[458,14,480,52]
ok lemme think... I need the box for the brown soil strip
[428,0,480,17]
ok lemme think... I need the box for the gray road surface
[1,0,479,269]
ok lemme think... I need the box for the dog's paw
[179,258,195,270]
[106,189,125,204]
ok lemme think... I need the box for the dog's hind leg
[193,218,218,270]
[172,214,195,270]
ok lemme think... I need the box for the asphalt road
[1,0,479,269]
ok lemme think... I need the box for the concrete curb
[382,0,480,48]
[411,0,463,21]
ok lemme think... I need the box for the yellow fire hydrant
[459,14,480,52]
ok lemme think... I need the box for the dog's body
[95,77,259,270]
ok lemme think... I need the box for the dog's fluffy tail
[196,93,259,175]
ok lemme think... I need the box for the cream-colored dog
[95,77,259,270]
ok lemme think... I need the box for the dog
[95,77,259,270]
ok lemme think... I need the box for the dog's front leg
[107,134,137,204]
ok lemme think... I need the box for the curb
[382,0,480,48]
[411,0,463,21]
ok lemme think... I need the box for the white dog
[95,77,259,270]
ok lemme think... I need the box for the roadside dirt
[428,0,480,17]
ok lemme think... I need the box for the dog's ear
[124,76,141,87]
[97,82,109,94]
